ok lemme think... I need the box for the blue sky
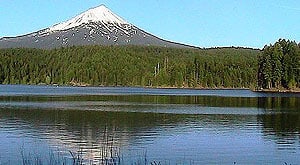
[1,0,300,48]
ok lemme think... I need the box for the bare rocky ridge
[0,5,193,49]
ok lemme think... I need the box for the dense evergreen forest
[258,39,300,89]
[0,46,259,88]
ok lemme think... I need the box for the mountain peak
[49,4,129,32]
[0,4,192,49]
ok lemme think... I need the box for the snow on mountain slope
[49,5,129,32]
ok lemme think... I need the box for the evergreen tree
[271,43,283,88]
[258,39,300,90]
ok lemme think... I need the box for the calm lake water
[0,85,300,164]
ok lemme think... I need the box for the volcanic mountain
[0,5,192,49]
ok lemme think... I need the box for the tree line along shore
[0,39,299,92]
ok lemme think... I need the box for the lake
[0,85,300,164]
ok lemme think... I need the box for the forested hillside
[258,39,300,89]
[0,46,259,88]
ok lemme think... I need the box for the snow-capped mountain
[0,5,192,49]
[49,5,128,32]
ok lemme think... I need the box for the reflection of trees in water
[0,95,261,108]
[258,113,300,151]
[3,95,299,110]
[257,97,300,110]
[259,113,300,135]
[257,97,300,149]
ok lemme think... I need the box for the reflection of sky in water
[150,131,297,164]
[1,85,300,97]
[0,130,53,164]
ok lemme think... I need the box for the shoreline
[144,86,251,90]
[3,84,300,93]
[147,86,300,93]
[254,88,300,93]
